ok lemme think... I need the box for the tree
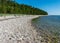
[0,0,48,15]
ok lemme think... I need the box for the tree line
[0,0,48,15]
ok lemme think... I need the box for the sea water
[34,15,60,36]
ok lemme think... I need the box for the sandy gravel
[0,15,45,43]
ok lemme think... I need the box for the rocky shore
[0,15,48,43]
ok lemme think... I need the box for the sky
[15,0,60,15]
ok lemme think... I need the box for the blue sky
[15,0,60,15]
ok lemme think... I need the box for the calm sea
[34,15,60,36]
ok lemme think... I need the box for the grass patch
[0,14,25,17]
[0,14,13,16]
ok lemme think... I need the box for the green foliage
[0,0,48,15]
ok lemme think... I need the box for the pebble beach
[0,15,47,43]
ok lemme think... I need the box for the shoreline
[31,18,50,43]
[0,15,57,43]
[31,16,60,43]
